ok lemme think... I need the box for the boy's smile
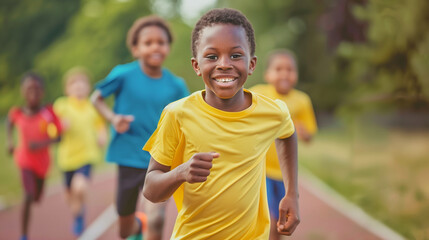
[192,24,256,110]
[132,25,170,77]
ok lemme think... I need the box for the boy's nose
[216,56,232,70]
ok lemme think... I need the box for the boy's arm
[143,152,219,203]
[6,118,14,155]
[295,123,312,143]
[90,89,134,133]
[275,131,300,236]
[295,97,317,143]
[28,137,61,151]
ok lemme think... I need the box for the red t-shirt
[8,105,62,177]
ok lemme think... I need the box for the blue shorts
[266,177,285,220]
[64,164,92,189]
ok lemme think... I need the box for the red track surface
[0,170,383,240]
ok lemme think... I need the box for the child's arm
[90,90,134,133]
[29,137,61,151]
[6,118,14,155]
[275,131,300,236]
[143,152,219,203]
[295,123,313,143]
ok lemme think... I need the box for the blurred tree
[34,0,197,103]
[217,0,339,112]
[0,0,80,113]
[335,0,429,113]
[0,0,197,114]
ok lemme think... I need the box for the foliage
[0,0,80,113]
[218,0,339,111]
[335,0,429,114]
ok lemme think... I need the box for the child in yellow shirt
[53,67,107,236]
[251,49,317,240]
[143,9,300,239]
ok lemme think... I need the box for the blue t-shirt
[96,61,189,169]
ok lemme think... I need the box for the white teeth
[215,78,235,83]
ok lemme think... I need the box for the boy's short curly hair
[191,8,256,57]
[127,15,173,51]
[21,71,44,88]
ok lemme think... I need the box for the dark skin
[6,78,60,155]
[265,54,313,144]
[90,25,171,240]
[143,23,300,236]
[6,77,60,238]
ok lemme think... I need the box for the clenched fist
[181,152,219,183]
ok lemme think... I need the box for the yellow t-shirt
[250,84,317,180]
[53,96,105,171]
[144,90,295,240]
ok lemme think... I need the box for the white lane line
[78,204,117,240]
[299,168,406,240]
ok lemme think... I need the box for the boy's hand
[29,141,43,151]
[181,152,219,183]
[112,114,134,133]
[277,195,300,235]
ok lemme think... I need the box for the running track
[0,169,404,240]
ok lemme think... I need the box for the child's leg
[64,165,92,236]
[20,169,43,238]
[69,165,92,216]
[143,198,167,240]
[21,194,32,238]
[116,165,147,239]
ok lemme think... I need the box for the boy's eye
[206,55,218,60]
[231,54,242,59]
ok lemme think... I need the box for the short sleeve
[274,99,295,139]
[143,104,181,166]
[8,107,20,123]
[41,105,62,138]
[95,66,124,98]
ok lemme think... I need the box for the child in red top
[6,72,61,240]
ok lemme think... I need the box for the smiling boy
[142,9,300,239]
[91,16,189,239]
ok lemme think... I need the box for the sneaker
[126,232,143,240]
[73,213,84,236]
[136,212,147,233]
[125,212,147,240]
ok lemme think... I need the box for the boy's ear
[248,56,257,75]
[131,46,138,58]
[191,58,202,76]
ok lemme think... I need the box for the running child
[6,72,62,240]
[251,49,317,240]
[143,8,300,239]
[53,67,107,236]
[91,16,189,240]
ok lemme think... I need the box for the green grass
[299,122,429,239]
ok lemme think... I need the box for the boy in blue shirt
[91,15,189,240]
